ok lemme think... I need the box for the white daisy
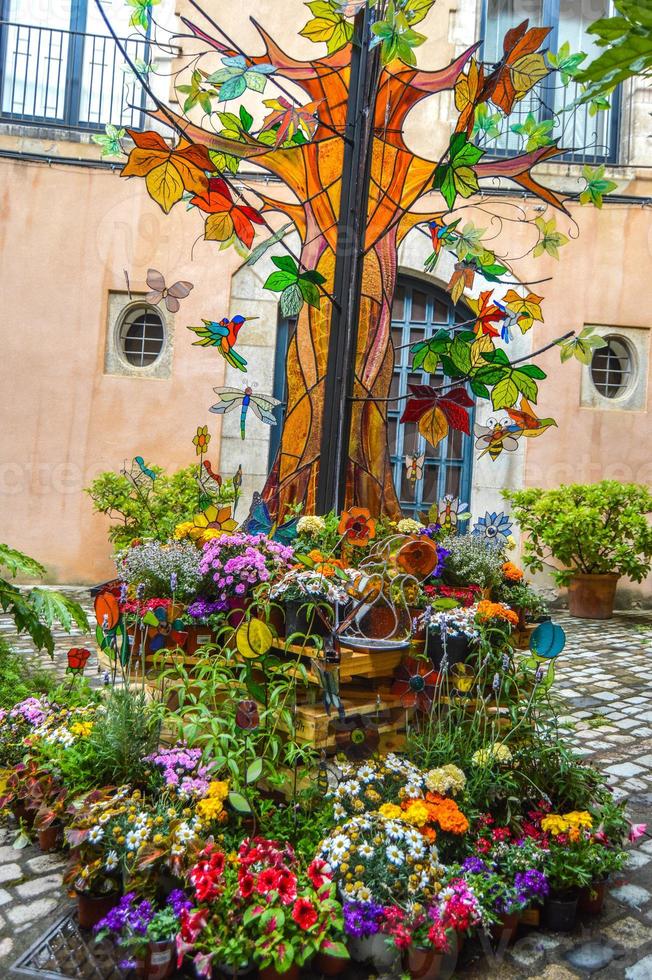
[125,831,140,851]
[176,823,194,843]
[386,845,404,865]
[357,765,375,783]
[105,851,119,871]
[358,843,374,858]
[88,826,104,844]
[333,803,346,820]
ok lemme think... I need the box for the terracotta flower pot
[315,952,347,975]
[578,879,608,916]
[567,573,619,619]
[490,912,519,946]
[185,627,217,656]
[38,822,62,853]
[77,890,121,930]
[133,940,175,980]
[405,942,458,980]
[258,964,300,980]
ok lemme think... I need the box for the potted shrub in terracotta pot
[504,481,652,619]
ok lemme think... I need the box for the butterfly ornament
[145,269,194,312]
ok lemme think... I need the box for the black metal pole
[315,7,380,515]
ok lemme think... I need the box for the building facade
[1,0,650,600]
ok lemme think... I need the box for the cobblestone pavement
[0,598,651,977]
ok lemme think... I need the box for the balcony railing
[0,21,148,131]
[478,66,621,166]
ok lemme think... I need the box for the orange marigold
[476,599,519,627]
[423,792,469,835]
[502,561,524,582]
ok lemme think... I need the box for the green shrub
[504,481,652,585]
[85,464,236,550]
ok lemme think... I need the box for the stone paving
[0,598,651,976]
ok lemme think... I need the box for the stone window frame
[104,291,175,380]
[580,324,649,412]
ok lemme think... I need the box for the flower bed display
[0,506,643,978]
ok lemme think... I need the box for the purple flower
[187,597,228,619]
[462,856,488,874]
[170,572,178,592]
[167,889,192,917]
[343,901,384,938]
[514,869,549,902]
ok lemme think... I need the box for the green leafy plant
[82,687,160,789]
[504,481,652,585]
[441,536,505,589]
[0,544,89,655]
[579,164,618,208]
[85,464,234,549]
[575,0,652,100]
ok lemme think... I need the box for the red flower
[307,858,331,891]
[292,898,318,930]
[66,647,91,674]
[239,872,255,898]
[257,868,281,894]
[492,827,511,842]
[276,871,298,906]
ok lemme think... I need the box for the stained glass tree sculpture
[99,0,604,518]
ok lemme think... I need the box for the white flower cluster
[423,603,481,639]
[296,515,326,535]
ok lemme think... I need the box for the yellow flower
[154,834,165,845]
[193,425,211,456]
[563,810,593,830]
[207,781,229,801]
[174,521,195,541]
[402,801,430,828]
[541,814,569,836]
[378,803,402,820]
[196,797,224,822]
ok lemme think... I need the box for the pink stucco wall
[0,157,236,582]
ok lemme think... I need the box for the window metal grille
[590,337,633,398]
[119,306,165,367]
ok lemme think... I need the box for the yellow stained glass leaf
[236,619,274,659]
[145,163,184,214]
[417,405,448,450]
[511,53,548,96]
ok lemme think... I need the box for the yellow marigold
[174,521,195,541]
[378,803,402,820]
[207,780,229,801]
[563,810,592,830]
[471,744,512,766]
[70,722,93,737]
[402,800,431,828]
[541,814,569,836]
[197,797,224,821]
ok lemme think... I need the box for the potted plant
[27,771,67,852]
[492,563,547,628]
[270,568,350,642]
[541,839,592,931]
[180,840,348,979]
[94,890,190,980]
[420,604,480,669]
[504,482,652,619]
[200,533,295,628]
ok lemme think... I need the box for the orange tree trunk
[266,228,401,520]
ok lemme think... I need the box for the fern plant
[0,543,89,656]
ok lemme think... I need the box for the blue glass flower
[472,511,513,544]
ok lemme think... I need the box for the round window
[590,337,633,399]
[119,305,165,367]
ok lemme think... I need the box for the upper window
[0,0,147,130]
[482,0,620,164]
[590,336,633,399]
[119,305,165,368]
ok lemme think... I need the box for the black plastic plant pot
[426,629,470,670]
[284,598,334,642]
[543,894,578,932]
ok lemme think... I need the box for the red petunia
[276,871,298,906]
[291,897,318,930]
[238,872,255,898]
[307,858,331,891]
[257,868,281,894]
